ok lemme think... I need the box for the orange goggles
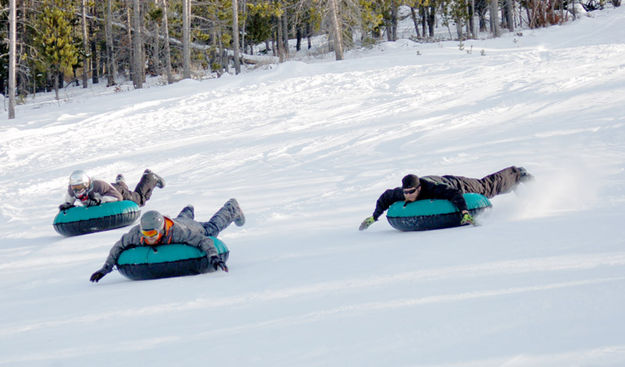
[141,229,160,238]
[71,184,87,192]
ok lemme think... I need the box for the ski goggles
[141,229,160,238]
[71,184,87,196]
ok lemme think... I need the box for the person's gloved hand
[59,202,74,211]
[359,216,375,231]
[84,193,102,207]
[90,268,109,283]
[210,256,229,272]
[84,198,101,206]
[460,211,475,225]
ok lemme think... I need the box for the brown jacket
[63,179,123,206]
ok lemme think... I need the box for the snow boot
[226,198,245,227]
[177,204,195,220]
[144,169,165,189]
[518,167,534,183]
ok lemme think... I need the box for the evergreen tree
[36,0,79,100]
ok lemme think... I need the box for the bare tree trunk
[428,6,436,37]
[505,0,514,31]
[133,0,143,88]
[241,0,247,53]
[410,7,421,38]
[421,7,427,37]
[90,21,99,84]
[105,0,116,86]
[152,20,161,76]
[282,5,288,57]
[329,0,343,60]
[81,0,89,88]
[276,15,285,61]
[390,0,398,41]
[296,28,301,51]
[183,0,191,78]
[8,0,16,119]
[54,71,60,100]
[210,23,219,68]
[469,0,476,38]
[232,0,240,74]
[126,1,134,81]
[18,0,27,97]
[306,22,312,49]
[162,0,173,83]
[490,0,501,37]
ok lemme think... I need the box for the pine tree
[36,0,79,100]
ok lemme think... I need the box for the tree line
[1,0,620,118]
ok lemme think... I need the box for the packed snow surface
[1,7,624,367]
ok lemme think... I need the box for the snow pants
[423,166,524,198]
[175,200,241,263]
[111,172,159,207]
[175,199,240,238]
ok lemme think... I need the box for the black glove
[84,199,100,207]
[59,203,74,211]
[84,194,101,207]
[210,256,229,272]
[90,270,107,283]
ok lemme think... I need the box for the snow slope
[1,7,625,367]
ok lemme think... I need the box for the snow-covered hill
[1,7,624,366]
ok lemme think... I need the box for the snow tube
[116,237,229,280]
[386,193,492,231]
[53,200,140,237]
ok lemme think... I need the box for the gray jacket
[100,216,218,273]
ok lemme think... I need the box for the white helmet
[69,170,91,198]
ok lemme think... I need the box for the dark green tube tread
[53,201,140,236]
[116,240,229,280]
[386,193,492,231]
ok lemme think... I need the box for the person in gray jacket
[59,169,165,210]
[89,198,245,282]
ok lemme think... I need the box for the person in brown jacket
[59,169,165,210]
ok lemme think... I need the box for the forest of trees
[1,0,620,118]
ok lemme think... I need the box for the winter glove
[359,216,375,231]
[210,256,229,272]
[90,268,109,283]
[460,212,475,226]
[84,198,101,207]
[59,202,75,211]
[83,193,102,207]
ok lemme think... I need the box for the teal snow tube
[386,193,492,231]
[53,200,140,236]
[116,238,229,280]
